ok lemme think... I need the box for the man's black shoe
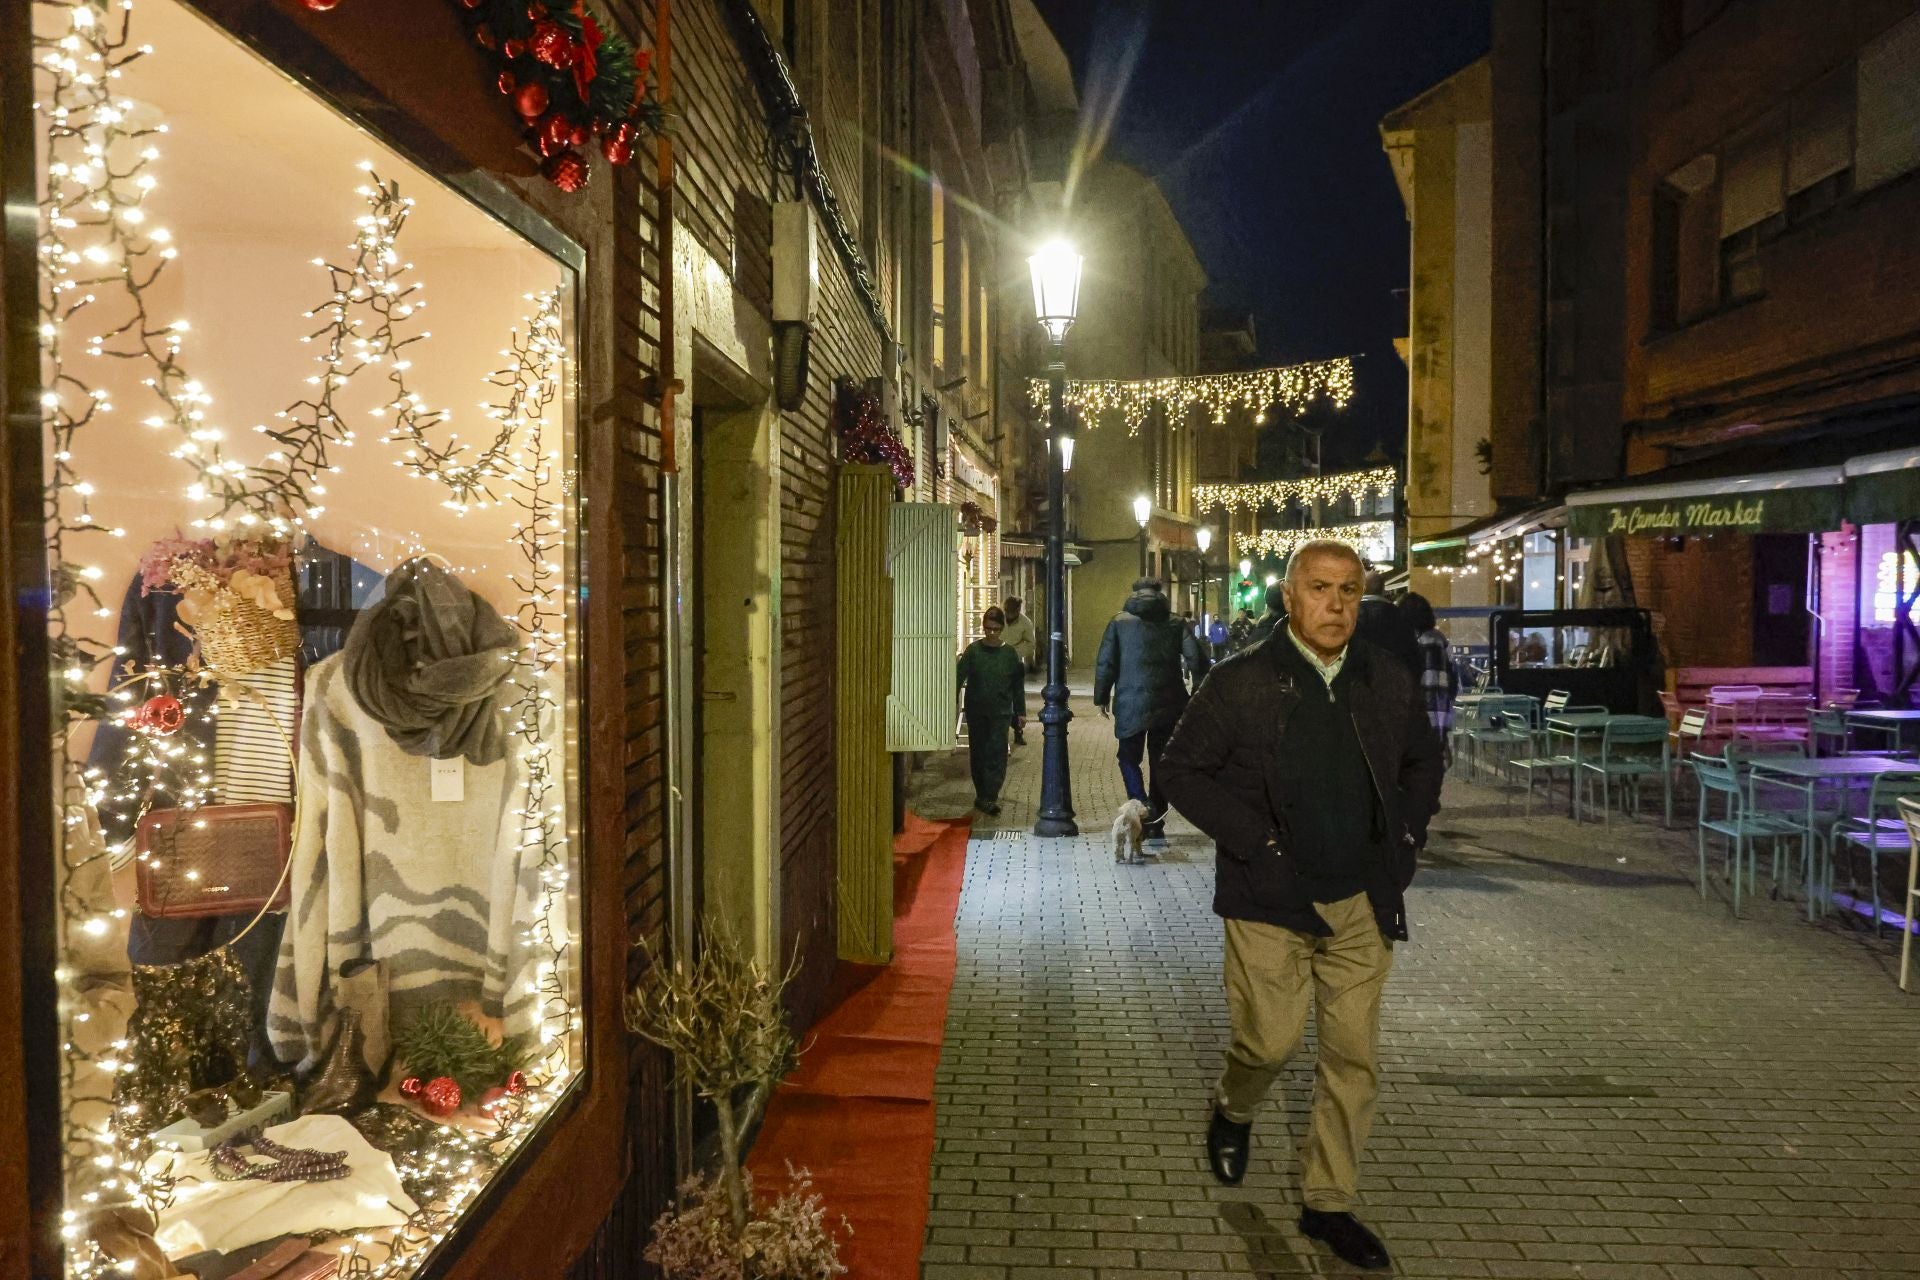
[1205,1108,1250,1185]
[1298,1208,1391,1271]
[1142,820,1166,841]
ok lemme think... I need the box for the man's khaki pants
[1215,892,1392,1212]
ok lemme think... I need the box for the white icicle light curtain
[1192,465,1395,517]
[1238,521,1394,564]
[1025,356,1355,436]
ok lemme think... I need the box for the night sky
[1032,0,1492,472]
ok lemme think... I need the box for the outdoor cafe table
[1845,709,1920,751]
[1544,710,1621,821]
[1748,755,1920,920]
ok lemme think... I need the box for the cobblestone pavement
[912,685,1920,1279]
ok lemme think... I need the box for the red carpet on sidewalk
[746,812,971,1278]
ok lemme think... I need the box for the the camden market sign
[1567,483,1843,539]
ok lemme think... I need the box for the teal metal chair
[1467,696,1539,781]
[1810,708,1849,757]
[1504,704,1606,816]
[1826,774,1920,935]
[1897,796,1920,991]
[1722,740,1828,894]
[1690,756,1804,917]
[1578,717,1671,826]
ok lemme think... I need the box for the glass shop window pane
[36,2,583,1276]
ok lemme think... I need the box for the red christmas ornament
[540,111,573,152]
[506,1070,526,1094]
[570,123,589,146]
[502,37,527,60]
[542,150,590,193]
[301,0,342,10]
[420,1076,462,1117]
[398,1076,423,1098]
[526,1,547,16]
[601,133,633,166]
[513,81,549,119]
[497,70,517,95]
[474,23,497,49]
[136,695,185,736]
[459,0,484,8]
[531,21,572,68]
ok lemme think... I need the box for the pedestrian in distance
[955,605,1026,816]
[1000,597,1038,743]
[1094,578,1207,841]
[1355,570,1421,676]
[1179,611,1214,689]
[1399,591,1456,757]
[1247,581,1288,646]
[1227,608,1255,653]
[1157,540,1443,1272]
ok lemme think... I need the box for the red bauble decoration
[542,150,590,193]
[398,1076,423,1098]
[570,124,589,147]
[502,37,527,60]
[506,1070,526,1094]
[459,0,484,8]
[531,21,572,68]
[497,70,517,95]
[474,23,497,49]
[601,134,633,166]
[420,1076,462,1117]
[301,0,342,10]
[136,695,185,736]
[514,81,550,119]
[526,1,547,16]
[540,111,573,151]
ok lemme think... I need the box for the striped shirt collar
[1286,621,1348,689]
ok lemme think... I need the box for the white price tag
[430,757,465,802]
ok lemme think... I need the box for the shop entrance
[686,357,778,966]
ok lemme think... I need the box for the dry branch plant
[627,930,844,1278]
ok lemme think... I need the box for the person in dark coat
[1094,578,1205,838]
[1247,582,1288,646]
[1157,540,1443,1273]
[1355,570,1420,675]
[956,606,1027,815]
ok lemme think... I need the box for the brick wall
[1816,529,1861,695]
[1628,535,1757,671]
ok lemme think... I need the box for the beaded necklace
[211,1128,350,1183]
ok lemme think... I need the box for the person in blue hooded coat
[1094,578,1206,838]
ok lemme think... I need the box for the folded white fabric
[151,1114,419,1257]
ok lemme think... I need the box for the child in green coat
[956,606,1028,815]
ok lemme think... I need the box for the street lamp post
[1133,494,1152,577]
[1196,526,1212,628]
[1029,239,1083,838]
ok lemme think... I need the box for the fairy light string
[1025,356,1355,436]
[1237,521,1395,565]
[1192,465,1396,518]
[36,3,583,1275]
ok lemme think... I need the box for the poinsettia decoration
[832,379,915,491]
[309,0,663,192]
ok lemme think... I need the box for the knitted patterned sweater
[267,654,541,1070]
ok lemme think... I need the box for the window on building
[1857,11,1920,191]
[958,235,972,378]
[1651,153,1718,328]
[1786,67,1855,221]
[975,280,989,395]
[1717,112,1785,303]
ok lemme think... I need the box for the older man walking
[1158,540,1442,1271]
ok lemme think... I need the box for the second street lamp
[1028,238,1083,838]
[1196,526,1212,629]
[1133,493,1152,577]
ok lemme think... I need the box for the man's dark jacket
[1356,595,1420,675]
[1158,631,1444,941]
[1094,583,1203,739]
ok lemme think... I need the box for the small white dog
[1111,799,1150,865]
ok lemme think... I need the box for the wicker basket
[172,561,300,677]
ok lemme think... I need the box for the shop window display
[35,2,584,1276]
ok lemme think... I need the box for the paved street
[913,685,1920,1279]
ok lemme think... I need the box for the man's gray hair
[1285,539,1366,584]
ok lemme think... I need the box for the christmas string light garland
[1025,356,1355,436]
[1192,465,1395,517]
[35,4,585,1275]
[1237,521,1395,565]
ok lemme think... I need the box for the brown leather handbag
[133,803,294,919]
